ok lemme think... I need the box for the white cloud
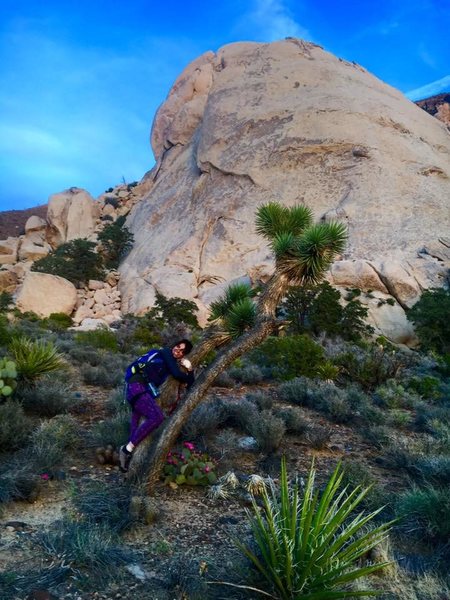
[237,0,310,42]
[406,75,450,100]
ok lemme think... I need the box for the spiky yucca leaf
[223,298,257,338]
[235,457,392,599]
[289,222,347,285]
[271,232,297,260]
[209,282,255,321]
[9,336,67,382]
[256,204,313,241]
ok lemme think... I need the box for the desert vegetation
[0,208,449,599]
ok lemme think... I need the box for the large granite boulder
[15,272,77,317]
[117,40,450,340]
[46,187,100,246]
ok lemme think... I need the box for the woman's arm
[160,347,194,386]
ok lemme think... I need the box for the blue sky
[0,0,449,211]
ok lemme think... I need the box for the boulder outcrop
[119,39,450,342]
[15,272,77,317]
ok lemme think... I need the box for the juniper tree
[130,202,347,488]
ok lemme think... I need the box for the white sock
[126,442,135,453]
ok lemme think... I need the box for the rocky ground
[0,378,411,600]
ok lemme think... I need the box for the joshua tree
[130,202,347,489]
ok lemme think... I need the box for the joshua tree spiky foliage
[130,203,347,489]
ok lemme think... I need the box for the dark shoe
[119,445,132,473]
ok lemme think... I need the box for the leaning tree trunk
[132,318,277,490]
[129,270,291,491]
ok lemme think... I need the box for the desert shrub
[9,336,66,383]
[406,374,445,402]
[305,424,332,449]
[250,334,324,380]
[315,360,340,381]
[396,484,450,543]
[66,345,104,366]
[362,425,394,450]
[236,458,392,599]
[97,216,134,269]
[74,327,119,352]
[410,455,450,487]
[0,291,13,313]
[0,401,32,451]
[0,464,41,504]
[181,397,227,439]
[374,380,419,409]
[211,371,235,388]
[42,312,73,331]
[407,288,450,355]
[18,377,78,416]
[144,291,199,330]
[247,409,286,454]
[246,389,274,410]
[227,362,264,384]
[341,460,392,514]
[90,410,129,449]
[80,364,123,387]
[71,481,133,533]
[37,519,129,581]
[385,409,413,429]
[335,342,409,390]
[414,403,450,434]
[273,406,308,435]
[29,415,81,472]
[32,238,104,286]
[222,398,259,431]
[281,282,373,341]
[277,376,312,405]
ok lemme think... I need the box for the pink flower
[204,466,210,473]
[40,473,50,480]
[183,442,195,451]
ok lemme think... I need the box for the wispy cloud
[406,74,450,100]
[235,0,310,42]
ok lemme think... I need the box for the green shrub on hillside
[97,216,134,269]
[250,334,324,380]
[32,238,104,286]
[0,400,32,451]
[407,288,450,355]
[282,281,374,341]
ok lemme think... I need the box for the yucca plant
[9,336,67,383]
[235,458,392,599]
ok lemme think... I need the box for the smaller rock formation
[15,272,77,317]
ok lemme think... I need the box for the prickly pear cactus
[0,357,18,398]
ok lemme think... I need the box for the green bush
[407,288,450,355]
[0,400,32,451]
[181,398,227,439]
[29,415,81,472]
[0,291,13,313]
[397,484,450,543]
[80,364,123,387]
[18,377,77,417]
[31,238,105,286]
[282,281,373,341]
[227,362,264,384]
[91,410,130,449]
[250,334,325,380]
[248,409,286,454]
[143,291,199,330]
[37,519,129,580]
[74,327,119,352]
[9,336,66,383]
[97,216,134,269]
[42,312,73,331]
[235,458,392,599]
[246,390,274,410]
[273,406,308,435]
[71,481,133,533]
[335,342,409,390]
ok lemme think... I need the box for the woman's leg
[129,392,165,447]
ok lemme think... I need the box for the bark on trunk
[134,318,277,490]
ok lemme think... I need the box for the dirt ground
[0,383,413,600]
